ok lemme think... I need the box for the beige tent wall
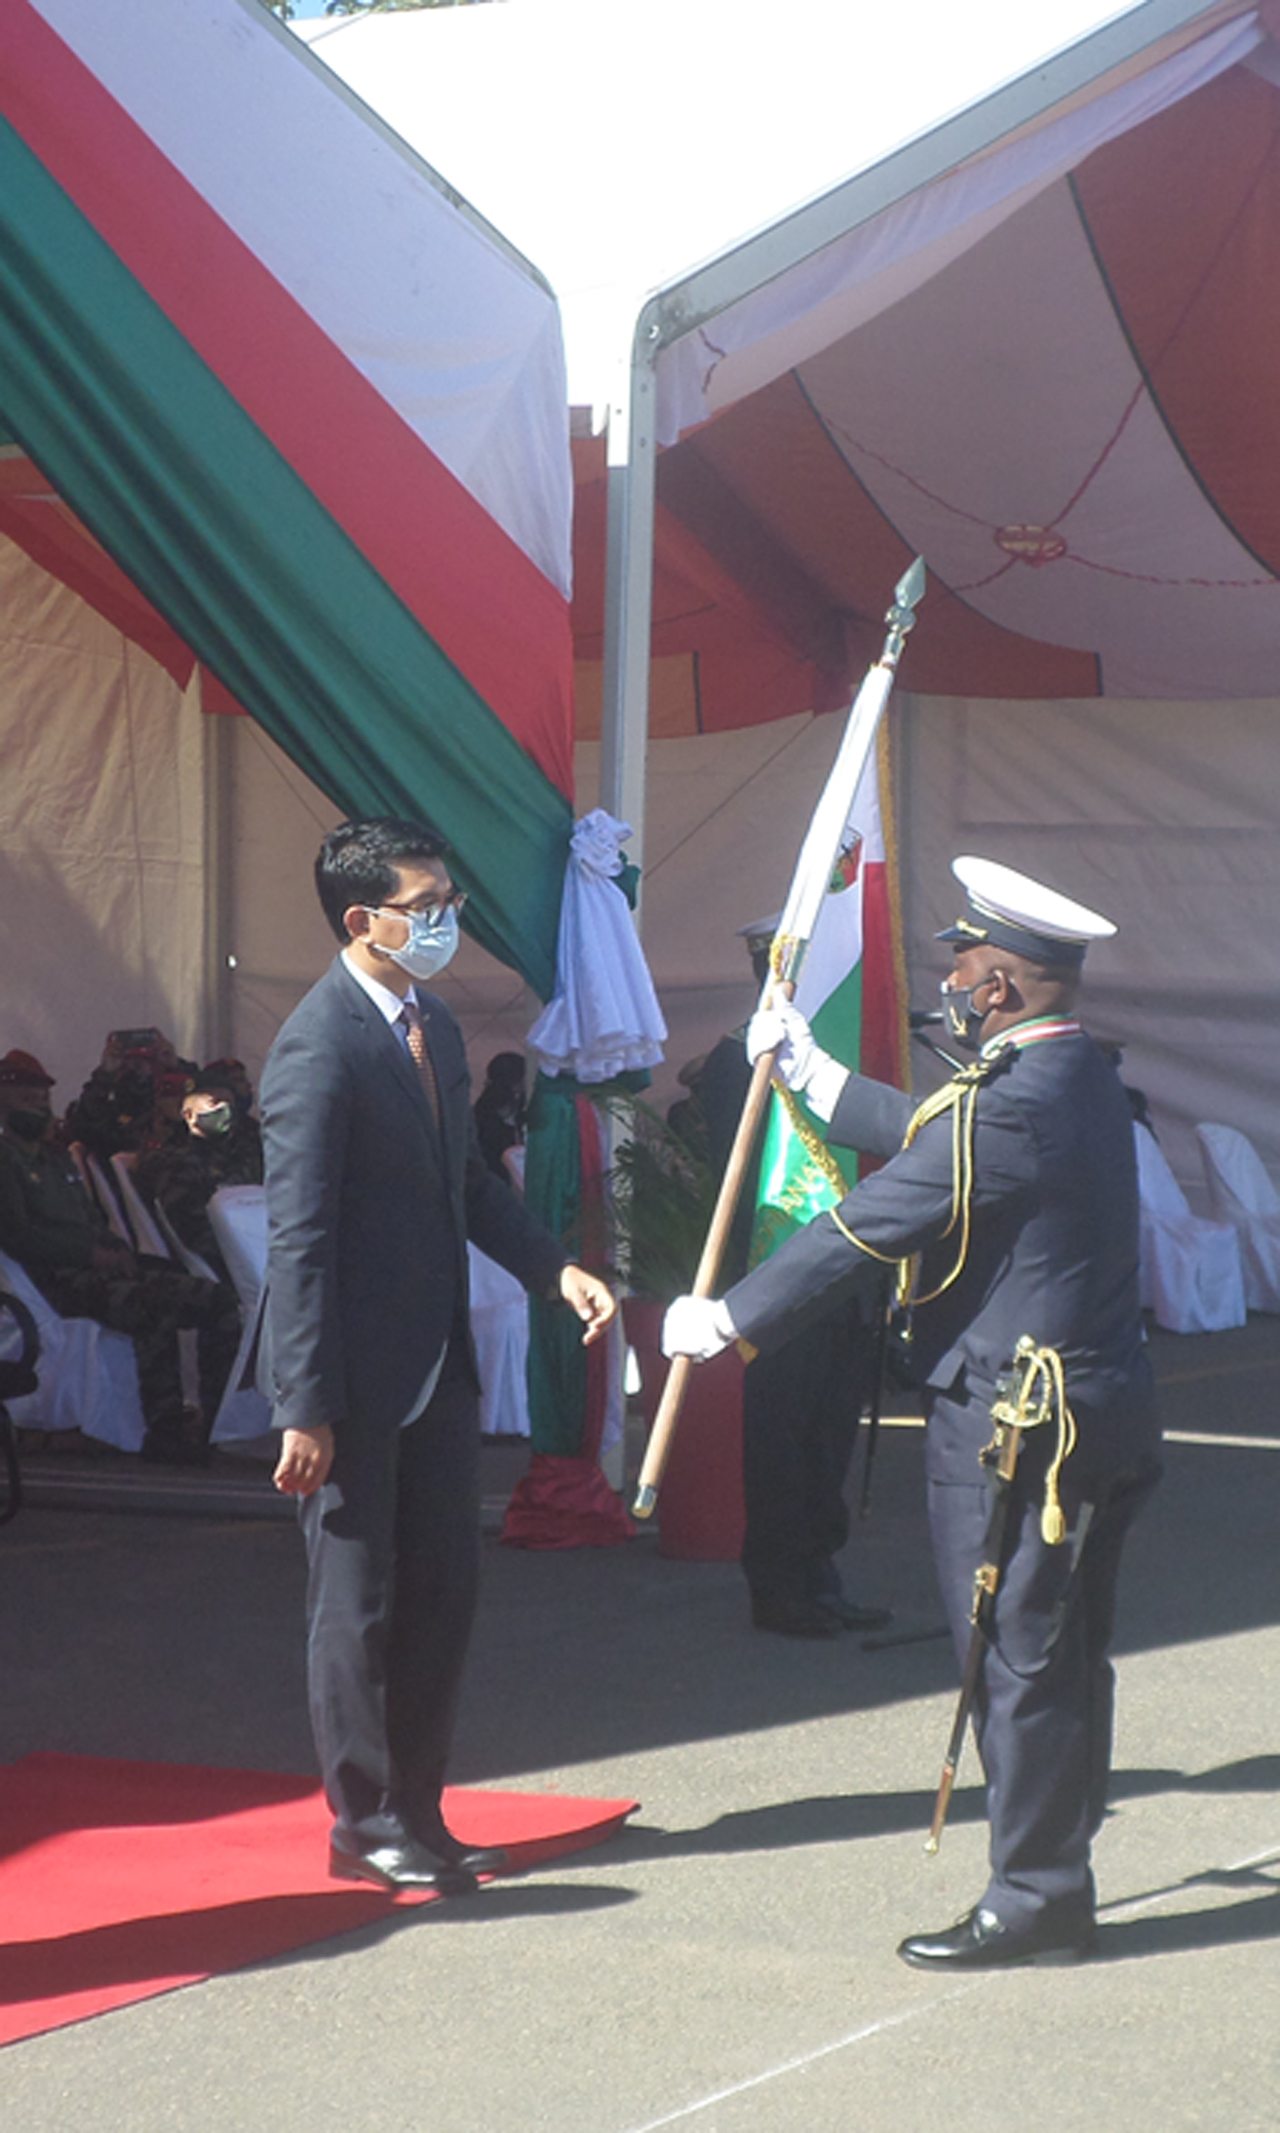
[0,537,209,1097]
[5,534,1278,1209]
[219,715,546,1090]
[218,715,853,1109]
[895,693,1280,1198]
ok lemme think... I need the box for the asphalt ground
[1,1317,1277,2132]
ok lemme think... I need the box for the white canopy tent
[2,0,1278,1206]
[295,0,1280,1193]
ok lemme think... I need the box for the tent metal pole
[599,336,658,893]
[200,672,235,1063]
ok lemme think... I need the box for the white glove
[746,999,848,1125]
[662,1295,738,1362]
[747,998,815,1083]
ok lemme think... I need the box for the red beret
[0,1048,55,1088]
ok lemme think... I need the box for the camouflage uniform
[0,1133,240,1458]
[133,1116,263,1279]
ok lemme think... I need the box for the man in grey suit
[663,857,1162,1969]
[263,818,614,1894]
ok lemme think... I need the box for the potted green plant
[600,1094,746,1560]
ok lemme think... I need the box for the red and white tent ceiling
[305,0,1280,734]
[5,2,1280,752]
[0,0,574,788]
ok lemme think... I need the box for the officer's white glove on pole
[662,1295,738,1362]
[746,999,849,1125]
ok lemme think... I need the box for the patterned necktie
[399,1000,441,1131]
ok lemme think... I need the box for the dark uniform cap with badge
[737,913,782,959]
[936,857,1117,970]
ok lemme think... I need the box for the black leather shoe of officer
[818,1595,894,1632]
[328,1836,479,1896]
[415,1817,511,1878]
[750,1596,842,1639]
[897,1905,1097,1970]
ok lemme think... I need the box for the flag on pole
[751,723,906,1264]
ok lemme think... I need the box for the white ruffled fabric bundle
[527,810,667,1084]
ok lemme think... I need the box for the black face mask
[939,978,993,1053]
[7,1108,50,1142]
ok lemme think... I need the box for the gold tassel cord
[773,1080,850,1200]
[826,1057,998,1305]
[989,1337,1079,1546]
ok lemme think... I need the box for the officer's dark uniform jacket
[725,1028,1158,1481]
[0,1133,103,1279]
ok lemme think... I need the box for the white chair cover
[1134,1125,1246,1334]
[468,1243,530,1437]
[110,1152,171,1259]
[152,1197,221,1284]
[1195,1123,1280,1314]
[0,1247,145,1450]
[113,1152,217,1410]
[71,1144,131,1245]
[206,1185,273,1442]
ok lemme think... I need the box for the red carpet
[0,1754,637,2047]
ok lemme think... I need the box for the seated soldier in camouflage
[0,1050,240,1464]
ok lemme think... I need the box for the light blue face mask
[370,903,460,983]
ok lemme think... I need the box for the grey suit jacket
[260,958,567,1439]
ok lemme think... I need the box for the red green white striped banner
[0,0,577,995]
[752,724,906,1262]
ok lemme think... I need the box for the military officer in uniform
[663,857,1162,1968]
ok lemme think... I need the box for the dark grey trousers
[298,1351,481,1848]
[927,1389,1161,1929]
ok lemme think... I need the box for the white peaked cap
[938,857,1116,969]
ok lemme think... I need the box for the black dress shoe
[818,1596,894,1632]
[329,1837,479,1896]
[750,1597,842,1639]
[416,1822,511,1878]
[897,1905,1097,1971]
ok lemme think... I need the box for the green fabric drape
[0,114,569,998]
[524,1068,650,1455]
[523,1075,590,1456]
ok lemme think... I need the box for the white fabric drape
[527,811,666,1083]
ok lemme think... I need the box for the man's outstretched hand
[273,1423,335,1497]
[559,1264,616,1346]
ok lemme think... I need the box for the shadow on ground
[0,1321,1276,1790]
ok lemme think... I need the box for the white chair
[205,1186,273,1443]
[468,1243,531,1436]
[152,1197,221,1285]
[1195,1123,1280,1314]
[1133,1125,1246,1334]
[111,1152,213,1412]
[111,1151,177,1262]
[69,1143,131,1245]
[0,1247,146,1450]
